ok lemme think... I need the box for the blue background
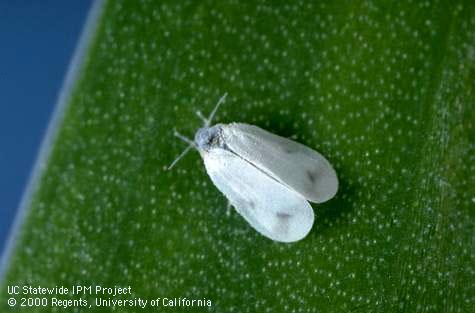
[0,1,92,256]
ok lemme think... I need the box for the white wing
[221,123,338,203]
[202,148,314,243]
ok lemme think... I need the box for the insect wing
[222,123,338,203]
[203,148,314,242]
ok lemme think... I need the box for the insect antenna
[204,92,228,127]
[167,130,196,170]
[173,129,195,146]
[195,110,208,124]
[168,93,228,170]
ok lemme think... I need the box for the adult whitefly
[169,93,338,242]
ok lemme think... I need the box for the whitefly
[169,93,338,242]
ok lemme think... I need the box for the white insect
[169,93,338,242]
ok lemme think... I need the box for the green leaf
[2,0,474,312]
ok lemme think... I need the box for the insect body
[170,94,338,242]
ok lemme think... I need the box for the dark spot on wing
[273,212,293,235]
[282,145,298,154]
[276,212,292,219]
[306,170,317,183]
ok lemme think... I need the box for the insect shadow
[311,170,355,237]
